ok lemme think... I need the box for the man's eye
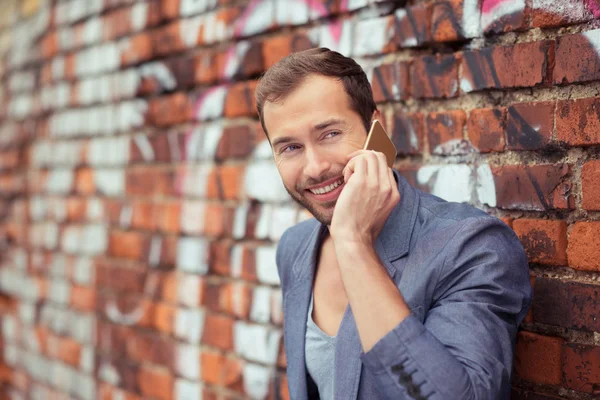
[282,144,300,153]
[325,131,341,139]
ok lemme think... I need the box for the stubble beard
[285,186,336,226]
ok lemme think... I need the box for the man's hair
[255,47,377,139]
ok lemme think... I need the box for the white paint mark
[83,17,102,45]
[255,246,280,285]
[73,257,94,285]
[583,29,600,56]
[47,169,74,194]
[177,237,209,274]
[181,0,217,16]
[476,163,497,207]
[233,202,249,239]
[223,41,251,79]
[131,2,148,31]
[480,0,524,33]
[275,0,309,26]
[235,0,274,37]
[319,19,354,56]
[231,244,244,278]
[175,344,200,380]
[353,17,392,57]
[180,15,203,48]
[134,134,154,161]
[119,205,133,228]
[82,224,108,255]
[463,0,483,37]
[140,62,177,91]
[149,236,162,267]
[417,164,474,203]
[255,204,272,239]
[270,206,298,241]
[106,301,144,326]
[179,165,212,197]
[234,322,281,364]
[99,362,120,385]
[195,85,227,121]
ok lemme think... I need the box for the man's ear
[371,109,385,130]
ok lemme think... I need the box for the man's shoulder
[275,217,320,289]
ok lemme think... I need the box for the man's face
[263,74,371,226]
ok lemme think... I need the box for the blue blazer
[276,172,532,400]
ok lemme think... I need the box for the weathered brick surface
[514,331,564,386]
[2,1,600,400]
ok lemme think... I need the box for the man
[255,47,532,400]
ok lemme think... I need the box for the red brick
[371,61,410,103]
[426,110,466,155]
[532,277,600,332]
[56,336,82,367]
[131,200,157,230]
[138,365,173,400]
[394,4,431,48]
[70,285,96,312]
[152,21,186,57]
[554,30,600,84]
[219,282,251,319]
[582,160,600,210]
[506,101,555,150]
[492,164,573,211]
[224,81,258,118]
[206,165,245,200]
[512,219,567,265]
[411,53,460,98]
[121,32,153,66]
[261,32,314,69]
[514,331,564,386]
[563,344,600,394]
[75,168,95,195]
[568,222,600,271]
[217,41,264,81]
[160,0,180,20]
[216,124,254,161]
[467,107,506,152]
[165,55,197,90]
[195,51,219,84]
[431,0,478,42]
[530,2,593,28]
[126,331,175,367]
[147,93,193,127]
[481,0,527,34]
[202,313,234,350]
[202,350,224,385]
[556,97,600,146]
[390,112,425,155]
[461,41,555,92]
[209,241,231,276]
[157,201,181,233]
[153,302,176,334]
[108,230,150,260]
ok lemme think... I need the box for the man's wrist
[333,237,376,262]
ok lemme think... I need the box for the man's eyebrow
[271,136,294,148]
[312,118,344,132]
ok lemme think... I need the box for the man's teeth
[310,179,343,195]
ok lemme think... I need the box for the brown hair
[255,47,377,139]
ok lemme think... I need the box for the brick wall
[0,0,599,399]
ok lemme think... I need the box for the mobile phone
[363,119,397,168]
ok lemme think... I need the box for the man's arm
[336,217,532,400]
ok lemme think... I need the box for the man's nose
[303,147,331,180]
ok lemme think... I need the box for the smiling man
[255,47,532,400]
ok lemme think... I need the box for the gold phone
[363,119,397,168]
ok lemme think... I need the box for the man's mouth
[308,178,344,195]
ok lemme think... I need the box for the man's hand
[330,150,400,246]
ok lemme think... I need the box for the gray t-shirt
[305,290,336,400]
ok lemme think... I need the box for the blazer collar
[283,170,419,400]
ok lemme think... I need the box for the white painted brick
[70,312,96,344]
[131,2,148,31]
[49,278,71,305]
[175,344,200,380]
[180,0,215,16]
[180,165,211,197]
[255,246,280,285]
[271,289,283,325]
[244,161,289,202]
[353,17,393,57]
[82,224,108,255]
[181,200,205,234]
[234,322,281,365]
[50,253,68,277]
[94,169,125,196]
[98,362,120,385]
[243,363,272,400]
[73,372,95,400]
[80,346,95,373]
[275,0,309,26]
[175,308,205,344]
[44,222,59,249]
[87,198,104,221]
[61,225,82,254]
[2,315,17,341]
[269,206,297,241]
[195,85,227,121]
[177,237,209,274]
[88,137,130,166]
[233,202,249,239]
[175,379,203,400]
[3,343,19,367]
[231,244,244,278]
[83,17,102,45]
[46,168,74,194]
[73,256,94,285]
[250,286,271,323]
[177,273,201,307]
[23,329,40,352]
[254,204,272,240]
[18,302,36,326]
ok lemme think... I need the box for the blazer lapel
[283,223,328,400]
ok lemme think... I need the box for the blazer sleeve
[359,217,533,400]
